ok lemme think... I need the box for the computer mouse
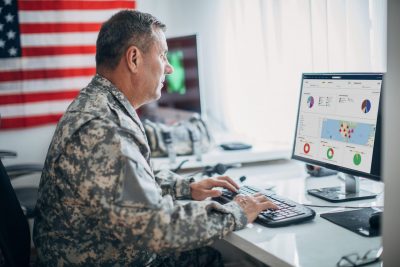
[369,212,382,229]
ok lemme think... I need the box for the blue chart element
[321,119,375,146]
[361,99,371,113]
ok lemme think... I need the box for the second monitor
[292,73,383,202]
[138,34,202,124]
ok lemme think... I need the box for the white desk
[151,143,291,171]
[216,159,383,267]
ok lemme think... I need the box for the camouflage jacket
[33,74,247,266]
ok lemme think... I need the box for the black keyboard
[214,185,316,227]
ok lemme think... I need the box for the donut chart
[303,143,310,154]
[327,148,334,159]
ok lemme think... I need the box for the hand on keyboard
[233,193,279,224]
[189,176,240,201]
[214,185,316,227]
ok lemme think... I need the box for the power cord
[172,159,189,173]
[180,163,242,177]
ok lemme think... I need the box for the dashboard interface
[293,74,382,174]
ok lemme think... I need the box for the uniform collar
[91,74,145,133]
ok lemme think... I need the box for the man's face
[140,28,173,104]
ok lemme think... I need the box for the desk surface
[151,142,291,171]
[218,159,383,267]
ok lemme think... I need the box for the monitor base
[308,187,377,202]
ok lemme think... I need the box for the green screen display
[166,50,186,95]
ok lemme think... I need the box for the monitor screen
[292,73,383,181]
[137,34,202,123]
[158,34,201,113]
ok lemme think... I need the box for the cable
[172,159,189,173]
[183,163,243,179]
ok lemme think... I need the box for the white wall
[137,0,230,132]
[382,0,400,264]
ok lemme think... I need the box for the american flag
[0,0,136,130]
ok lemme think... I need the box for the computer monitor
[160,34,201,113]
[138,34,202,123]
[292,73,383,202]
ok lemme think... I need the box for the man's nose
[165,62,174,74]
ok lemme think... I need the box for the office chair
[0,159,31,267]
[0,151,42,219]
[6,164,43,218]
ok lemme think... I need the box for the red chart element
[304,143,310,154]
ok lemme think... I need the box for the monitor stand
[307,173,377,202]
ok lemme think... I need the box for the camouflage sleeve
[72,119,247,254]
[154,169,193,199]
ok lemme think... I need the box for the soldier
[33,10,277,266]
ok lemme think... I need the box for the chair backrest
[0,159,31,267]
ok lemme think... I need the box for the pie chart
[307,96,314,108]
[361,99,371,113]
[353,153,362,166]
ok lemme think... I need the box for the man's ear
[126,45,141,73]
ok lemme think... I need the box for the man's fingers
[210,179,238,193]
[206,189,222,198]
[259,200,278,211]
[217,176,240,189]
[254,194,269,202]
[252,195,279,210]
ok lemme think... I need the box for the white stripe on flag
[0,55,96,72]
[0,100,73,118]
[21,32,98,47]
[19,10,124,23]
[0,76,92,94]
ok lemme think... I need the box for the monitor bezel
[291,72,383,182]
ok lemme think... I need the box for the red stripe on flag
[0,2,136,130]
[22,46,96,57]
[20,23,101,34]
[0,67,96,82]
[0,114,64,129]
[18,1,136,10]
[0,90,80,105]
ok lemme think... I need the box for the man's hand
[190,176,240,201]
[234,193,278,224]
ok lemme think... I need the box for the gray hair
[96,10,166,70]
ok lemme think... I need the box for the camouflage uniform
[33,74,247,266]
